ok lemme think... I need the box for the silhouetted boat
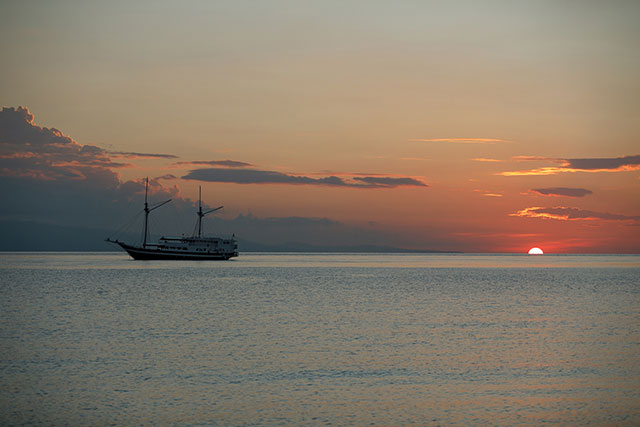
[106,179,238,260]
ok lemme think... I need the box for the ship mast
[142,177,171,247]
[143,178,149,247]
[196,185,223,238]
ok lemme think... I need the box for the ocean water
[1,252,639,425]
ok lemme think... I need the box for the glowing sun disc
[528,247,544,255]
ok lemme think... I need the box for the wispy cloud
[410,138,507,144]
[453,232,542,238]
[473,189,502,197]
[512,156,557,162]
[499,167,566,176]
[352,176,427,187]
[182,168,428,189]
[471,158,502,162]
[530,187,593,198]
[109,151,178,159]
[499,155,640,176]
[510,206,640,222]
[173,160,254,168]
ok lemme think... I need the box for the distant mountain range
[0,220,457,253]
[235,238,455,253]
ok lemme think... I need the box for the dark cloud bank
[0,106,435,251]
[503,154,640,175]
[0,106,186,233]
[182,168,427,188]
[565,155,640,170]
[515,155,640,170]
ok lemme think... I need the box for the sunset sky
[1,0,639,253]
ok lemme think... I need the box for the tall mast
[198,186,203,237]
[143,177,149,247]
[141,177,172,247]
[194,185,223,238]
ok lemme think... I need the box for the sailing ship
[106,179,238,260]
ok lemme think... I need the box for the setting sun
[528,247,544,255]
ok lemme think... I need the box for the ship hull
[118,242,236,261]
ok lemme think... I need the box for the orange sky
[1,1,639,252]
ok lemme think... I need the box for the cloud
[0,106,127,182]
[0,106,194,232]
[109,151,178,159]
[498,167,566,176]
[512,156,557,162]
[471,158,502,162]
[182,168,428,188]
[352,176,428,188]
[472,189,503,197]
[510,206,640,222]
[173,160,254,168]
[183,168,329,185]
[530,187,593,198]
[410,138,507,144]
[499,154,640,176]
[565,155,640,170]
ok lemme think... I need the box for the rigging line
[141,213,156,245]
[108,210,143,240]
[139,220,145,246]
[202,205,225,237]
[107,194,142,239]
[191,219,198,238]
[205,207,220,237]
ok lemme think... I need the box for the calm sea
[1,252,639,425]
